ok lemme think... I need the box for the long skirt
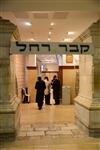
[45,93,50,105]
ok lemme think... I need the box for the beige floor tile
[77,143,100,150]
[1,103,100,150]
[48,144,78,150]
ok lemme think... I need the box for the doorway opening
[11,53,80,138]
[26,54,79,104]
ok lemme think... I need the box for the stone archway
[0,16,100,140]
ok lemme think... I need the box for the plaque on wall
[66,55,73,63]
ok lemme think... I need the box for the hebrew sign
[10,41,93,54]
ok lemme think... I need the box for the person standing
[35,76,46,110]
[52,75,61,105]
[44,76,51,105]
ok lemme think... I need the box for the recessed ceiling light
[30,38,35,41]
[49,31,51,35]
[68,32,74,35]
[64,38,71,42]
[48,38,51,41]
[50,22,55,26]
[24,22,32,26]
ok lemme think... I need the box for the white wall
[45,64,59,71]
[15,55,26,98]
[26,55,36,67]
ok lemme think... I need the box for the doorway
[26,54,79,104]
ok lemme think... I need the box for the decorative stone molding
[74,29,91,42]
[0,16,20,41]
[13,27,20,41]
[0,17,16,33]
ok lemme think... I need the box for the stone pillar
[0,17,20,139]
[75,19,100,137]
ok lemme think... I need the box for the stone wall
[75,19,100,137]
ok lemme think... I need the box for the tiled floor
[0,103,100,150]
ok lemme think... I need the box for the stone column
[0,17,20,139]
[75,19,100,137]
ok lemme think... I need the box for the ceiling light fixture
[24,22,32,26]
[68,32,74,35]
[64,38,71,42]
[49,31,51,35]
[50,22,55,26]
[48,38,51,41]
[30,38,35,41]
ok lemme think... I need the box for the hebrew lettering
[59,44,67,52]
[16,41,26,51]
[29,44,39,51]
[41,44,51,51]
[69,44,79,53]
[80,45,89,54]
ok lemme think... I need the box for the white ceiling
[0,11,99,42]
[0,11,99,64]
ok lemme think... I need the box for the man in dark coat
[35,76,46,110]
[52,75,60,105]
